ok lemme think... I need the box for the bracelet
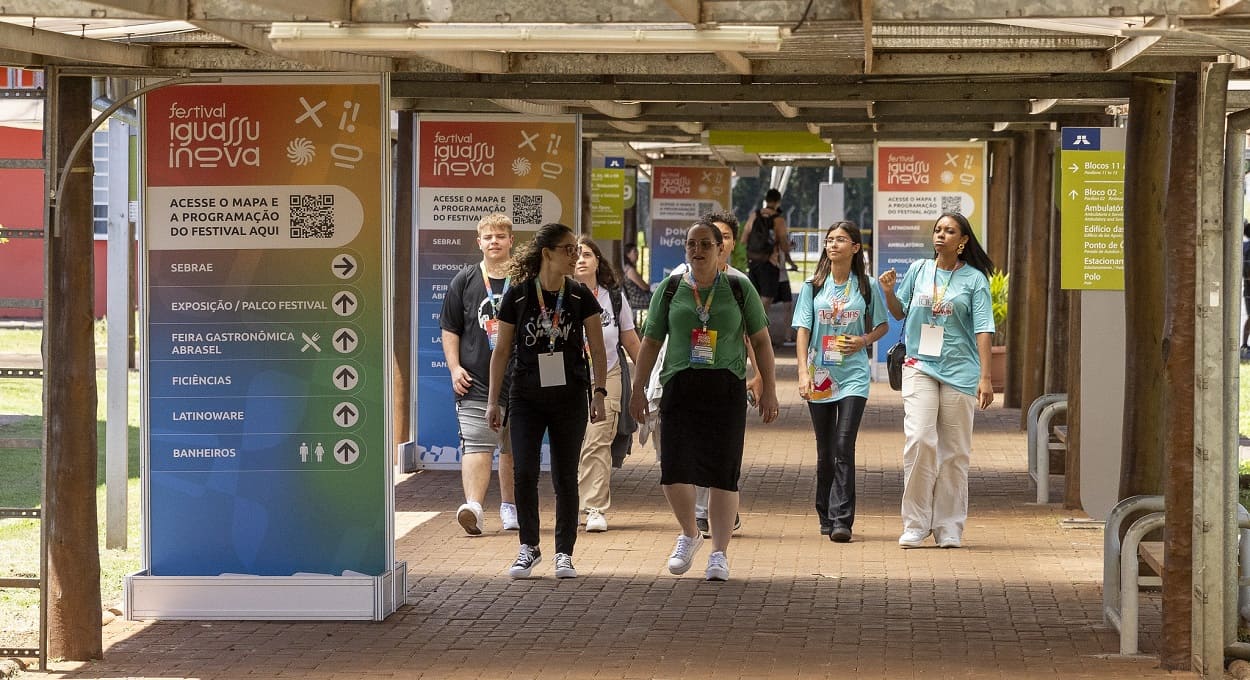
[594,386,608,397]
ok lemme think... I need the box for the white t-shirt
[591,285,635,373]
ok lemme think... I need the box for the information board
[143,75,390,577]
[1060,127,1126,290]
[648,165,731,282]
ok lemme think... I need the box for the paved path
[37,356,1193,679]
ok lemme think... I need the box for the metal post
[105,117,129,550]
[1193,60,1231,678]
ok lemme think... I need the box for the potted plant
[988,269,1008,392]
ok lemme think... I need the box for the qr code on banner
[696,201,716,216]
[512,194,542,226]
[940,195,962,214]
[290,194,335,238]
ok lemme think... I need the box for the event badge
[484,318,499,350]
[820,335,843,365]
[690,328,717,364]
[810,366,836,401]
[918,324,944,357]
[538,351,567,387]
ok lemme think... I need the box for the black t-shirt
[439,263,511,402]
[497,277,603,392]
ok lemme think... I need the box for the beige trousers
[578,365,621,512]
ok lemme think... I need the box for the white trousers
[900,365,975,541]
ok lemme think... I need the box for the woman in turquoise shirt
[879,212,995,550]
[792,221,889,543]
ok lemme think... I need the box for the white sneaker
[937,535,962,549]
[554,552,577,579]
[705,551,729,581]
[585,509,607,532]
[509,544,542,579]
[898,528,930,548]
[667,533,704,575]
[457,502,483,536]
[500,503,519,531]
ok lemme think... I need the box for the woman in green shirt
[629,221,779,581]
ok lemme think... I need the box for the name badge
[918,324,944,357]
[538,351,567,387]
[820,335,843,365]
[484,318,499,350]
[689,328,717,364]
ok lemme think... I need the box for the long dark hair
[810,221,871,307]
[508,222,574,283]
[937,212,994,277]
[577,235,618,288]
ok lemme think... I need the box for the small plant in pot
[988,269,1008,391]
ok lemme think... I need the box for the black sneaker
[509,544,542,579]
[695,517,710,538]
[830,527,852,543]
[820,522,833,536]
[734,513,742,532]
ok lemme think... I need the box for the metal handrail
[1025,393,1066,488]
[1029,397,1067,504]
[1103,494,1165,623]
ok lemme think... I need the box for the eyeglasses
[825,236,853,245]
[685,239,718,251]
[548,243,578,256]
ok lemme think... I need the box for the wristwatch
[594,386,608,397]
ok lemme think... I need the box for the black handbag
[887,340,906,391]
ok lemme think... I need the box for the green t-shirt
[643,272,768,385]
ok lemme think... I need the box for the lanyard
[685,270,720,330]
[479,262,510,317]
[534,278,566,354]
[829,275,852,319]
[930,259,962,312]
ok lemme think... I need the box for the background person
[741,188,790,308]
[878,212,995,550]
[574,236,641,533]
[487,223,608,579]
[440,213,518,535]
[792,221,888,542]
[629,221,779,582]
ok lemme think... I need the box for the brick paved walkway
[38,356,1194,679]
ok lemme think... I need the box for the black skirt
[658,368,747,491]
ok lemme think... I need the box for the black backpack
[746,209,778,261]
[647,272,747,336]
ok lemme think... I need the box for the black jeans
[807,396,867,530]
[509,384,588,555]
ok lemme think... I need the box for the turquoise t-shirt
[791,274,888,402]
[895,259,995,396]
[643,272,768,385]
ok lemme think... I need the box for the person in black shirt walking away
[440,213,519,535]
[487,223,608,579]
[741,188,791,309]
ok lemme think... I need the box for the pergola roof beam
[192,19,391,72]
[0,20,149,65]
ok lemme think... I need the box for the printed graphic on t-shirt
[520,308,575,349]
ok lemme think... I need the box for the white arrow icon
[1068,163,1079,173]
[1068,189,1078,200]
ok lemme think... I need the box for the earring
[957,243,966,254]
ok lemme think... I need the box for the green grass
[0,324,141,650]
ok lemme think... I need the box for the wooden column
[392,111,414,457]
[43,72,103,660]
[1064,291,1082,509]
[1120,75,1174,501]
[1019,129,1055,429]
[987,139,1011,272]
[1004,132,1033,409]
[1045,174,1068,395]
[1161,70,1198,671]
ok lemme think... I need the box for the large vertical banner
[414,115,579,468]
[648,165,731,283]
[142,75,390,578]
[873,142,987,364]
[1060,127,1125,290]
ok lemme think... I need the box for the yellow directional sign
[1060,127,1125,290]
